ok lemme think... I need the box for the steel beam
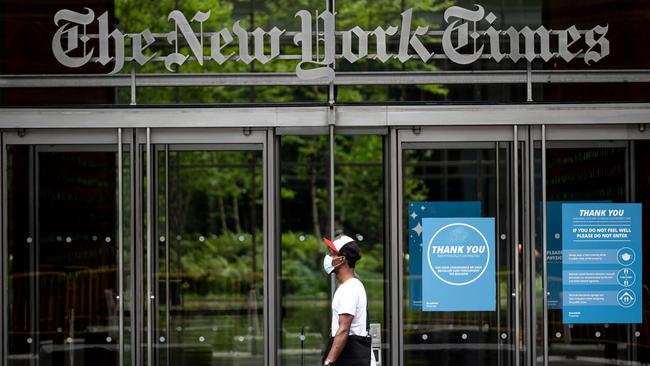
[1,70,650,88]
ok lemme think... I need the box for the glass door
[2,129,131,366]
[537,125,650,366]
[393,126,524,366]
[141,128,274,366]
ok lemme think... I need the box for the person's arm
[324,313,354,365]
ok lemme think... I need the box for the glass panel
[6,144,127,366]
[153,147,264,366]
[278,135,331,366]
[534,83,650,103]
[539,140,650,365]
[402,144,514,366]
[3,0,648,104]
[334,135,388,364]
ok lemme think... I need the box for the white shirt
[330,277,377,366]
[331,277,368,337]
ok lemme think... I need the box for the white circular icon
[426,223,490,286]
[616,268,636,287]
[616,247,635,266]
[616,289,636,308]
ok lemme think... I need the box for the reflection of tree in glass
[115,0,453,103]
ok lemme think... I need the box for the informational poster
[421,217,496,311]
[407,201,481,309]
[546,202,564,309]
[562,203,642,324]
[546,201,610,309]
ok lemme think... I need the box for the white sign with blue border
[562,203,642,324]
[421,217,496,311]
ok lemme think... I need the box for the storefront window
[536,137,650,365]
[6,142,129,366]
[152,148,264,366]
[279,134,331,366]
[401,144,513,366]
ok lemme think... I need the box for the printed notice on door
[421,217,495,311]
[562,203,642,324]
[407,201,481,310]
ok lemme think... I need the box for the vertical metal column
[327,0,337,301]
[118,129,125,366]
[30,146,38,366]
[1,133,6,365]
[389,128,402,366]
[495,142,502,366]
[151,144,159,366]
[526,62,533,102]
[541,125,549,366]
[130,61,137,106]
[513,125,520,366]
[527,127,537,366]
[329,124,336,299]
[264,130,279,366]
[521,127,529,366]
[164,145,170,365]
[382,134,391,366]
[132,129,142,366]
[628,140,636,363]
[146,128,153,366]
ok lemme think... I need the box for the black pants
[322,335,371,366]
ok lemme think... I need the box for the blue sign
[562,203,642,324]
[546,202,564,309]
[546,201,610,309]
[421,217,496,311]
[408,201,481,309]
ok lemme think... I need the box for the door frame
[1,105,650,366]
[539,124,650,366]
[1,128,125,366]
[390,125,524,366]
[135,127,277,366]
[0,127,278,366]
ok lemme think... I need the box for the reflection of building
[0,1,649,366]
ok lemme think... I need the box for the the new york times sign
[52,5,609,82]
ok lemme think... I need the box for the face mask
[323,255,337,275]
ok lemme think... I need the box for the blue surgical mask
[323,255,336,275]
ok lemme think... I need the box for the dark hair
[338,241,362,268]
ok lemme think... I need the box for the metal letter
[397,9,412,62]
[505,27,523,62]
[233,21,253,64]
[252,27,285,64]
[295,10,335,82]
[210,29,235,64]
[52,8,95,68]
[519,26,554,62]
[294,10,313,62]
[557,25,582,62]
[397,9,433,62]
[165,10,211,70]
[584,25,609,65]
[97,12,125,73]
[484,12,505,62]
[342,26,368,63]
[132,29,157,66]
[372,26,397,63]
[442,5,485,64]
